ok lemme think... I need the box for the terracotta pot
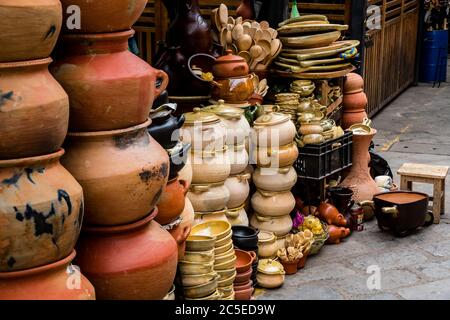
[167,222,192,260]
[235,249,254,273]
[250,213,293,237]
[211,74,255,104]
[0,0,62,62]
[188,182,230,212]
[51,30,168,131]
[340,129,379,203]
[231,226,259,250]
[228,145,250,175]
[62,121,169,226]
[342,109,369,130]
[281,260,299,275]
[224,173,251,208]
[342,91,368,129]
[190,148,231,184]
[0,149,83,272]
[252,143,299,168]
[252,112,297,147]
[213,50,249,78]
[344,72,364,94]
[327,225,350,244]
[317,202,347,227]
[234,267,253,285]
[0,58,69,160]
[297,251,309,269]
[234,279,253,291]
[75,210,178,300]
[0,250,95,300]
[251,190,296,217]
[253,166,297,192]
[225,205,249,227]
[234,286,253,300]
[156,177,189,225]
[60,0,147,33]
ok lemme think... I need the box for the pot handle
[254,213,271,222]
[225,208,240,219]
[249,251,257,263]
[258,190,276,197]
[278,167,290,174]
[381,206,399,219]
[177,225,192,244]
[176,114,186,129]
[358,200,375,210]
[179,179,190,196]
[423,210,434,227]
[154,69,169,98]
[191,185,210,193]
[237,173,251,181]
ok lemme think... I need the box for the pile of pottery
[0,0,94,300]
[189,221,237,300]
[232,226,260,287]
[234,249,256,300]
[250,111,298,249]
[48,1,179,300]
[275,93,301,123]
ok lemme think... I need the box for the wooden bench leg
[400,176,411,191]
[433,180,442,224]
[441,179,446,215]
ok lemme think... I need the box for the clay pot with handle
[0,58,69,160]
[251,190,296,217]
[213,50,250,79]
[317,202,347,227]
[0,0,62,62]
[0,250,95,300]
[224,173,251,209]
[61,120,169,226]
[155,176,190,225]
[0,149,83,272]
[188,182,230,212]
[51,30,168,131]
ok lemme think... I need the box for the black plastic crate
[294,131,353,180]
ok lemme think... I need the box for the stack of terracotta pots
[47,0,178,300]
[234,249,256,300]
[342,73,369,129]
[0,0,95,300]
[250,111,298,250]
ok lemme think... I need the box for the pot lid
[257,259,285,275]
[215,49,246,65]
[203,100,244,119]
[184,107,220,125]
[149,103,177,120]
[254,112,291,127]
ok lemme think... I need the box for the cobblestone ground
[258,61,450,300]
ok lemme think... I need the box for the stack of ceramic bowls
[250,112,298,249]
[190,221,237,300]
[179,235,221,300]
[232,226,260,287]
[275,93,300,123]
[234,249,256,300]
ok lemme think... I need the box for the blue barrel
[420,30,448,82]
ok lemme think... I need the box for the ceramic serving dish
[185,235,216,252]
[180,271,218,287]
[183,275,219,299]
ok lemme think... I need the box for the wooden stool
[397,163,449,224]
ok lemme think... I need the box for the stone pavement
[257,60,450,300]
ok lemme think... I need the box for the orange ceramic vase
[0,58,69,160]
[51,30,168,131]
[0,149,83,272]
[61,120,169,226]
[0,250,95,300]
[340,129,379,203]
[155,176,189,225]
[0,0,62,62]
[75,210,178,300]
[60,0,147,33]
[342,73,368,129]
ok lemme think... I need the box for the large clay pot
[224,173,251,209]
[190,148,231,184]
[0,0,62,62]
[188,182,230,212]
[156,177,189,225]
[252,166,297,192]
[62,121,169,226]
[251,190,296,217]
[60,0,147,33]
[0,149,83,272]
[0,58,69,160]
[340,129,379,203]
[75,210,178,300]
[51,30,168,131]
[0,250,95,300]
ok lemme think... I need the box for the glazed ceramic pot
[0,58,69,160]
[51,30,169,131]
[60,0,147,33]
[250,213,293,237]
[317,202,347,227]
[166,221,192,260]
[228,144,250,175]
[203,100,251,146]
[0,149,83,272]
[257,259,285,289]
[188,181,230,212]
[181,108,228,151]
[251,190,296,217]
[252,143,299,169]
[75,210,178,300]
[252,112,297,147]
[191,147,231,184]
[253,166,297,192]
[211,74,255,104]
[257,231,278,259]
[194,209,229,226]
[225,205,249,227]
[0,250,95,300]
[156,177,189,225]
[299,120,324,135]
[148,103,185,149]
[62,121,169,226]
[224,173,251,208]
[0,0,62,62]
[168,142,191,180]
[213,50,249,78]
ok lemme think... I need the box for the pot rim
[373,190,429,205]
[258,231,277,243]
[62,29,135,41]
[0,250,75,279]
[0,148,64,168]
[67,120,151,138]
[231,226,260,238]
[0,57,52,70]
[82,208,158,234]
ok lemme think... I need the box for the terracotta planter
[0,149,83,272]
[0,58,69,160]
[61,0,147,33]
[156,177,189,225]
[167,222,192,260]
[281,260,299,275]
[340,129,379,203]
[51,30,168,131]
[0,250,95,300]
[0,0,62,62]
[62,121,169,226]
[297,251,309,269]
[75,210,178,300]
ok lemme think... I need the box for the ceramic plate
[277,24,348,36]
[272,65,356,80]
[280,31,342,49]
[278,14,329,27]
[281,40,359,54]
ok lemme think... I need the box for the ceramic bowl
[215,231,233,247]
[185,289,222,300]
[219,284,234,296]
[215,240,234,255]
[234,280,253,292]
[191,220,232,241]
[183,248,215,263]
[180,271,218,287]
[214,247,236,265]
[183,275,219,299]
[218,271,237,287]
[179,260,214,275]
[185,235,216,252]
[231,226,259,249]
[214,255,237,270]
[234,286,253,300]
[234,266,253,285]
[235,249,254,273]
[217,267,236,279]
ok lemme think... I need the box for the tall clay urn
[342,73,368,130]
[0,149,83,272]
[51,30,169,131]
[340,128,379,203]
[61,120,169,226]
[75,210,178,300]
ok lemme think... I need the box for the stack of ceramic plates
[275,93,300,123]
[190,220,237,300]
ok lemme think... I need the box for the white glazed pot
[191,147,231,184]
[250,213,293,237]
[227,144,249,175]
[224,173,251,208]
[252,166,297,192]
[188,182,230,212]
[251,190,296,217]
[225,205,249,227]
